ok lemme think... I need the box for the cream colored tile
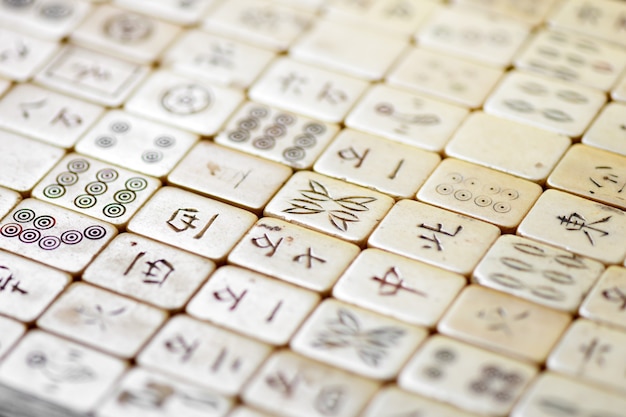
[0,129,65,193]
[314,129,440,199]
[548,0,626,47]
[438,285,572,363]
[32,154,161,227]
[445,112,570,182]
[162,30,276,89]
[453,0,558,26]
[0,84,104,149]
[0,249,70,323]
[137,315,272,397]
[215,101,339,170]
[187,265,320,345]
[362,385,481,417]
[203,0,313,51]
[416,158,542,231]
[398,335,537,416]
[473,235,604,312]
[582,102,626,157]
[345,83,469,152]
[228,217,360,293]
[579,266,626,331]
[511,372,626,417]
[613,70,626,102]
[0,0,91,40]
[113,0,218,25]
[0,316,25,359]
[0,28,59,82]
[514,30,626,91]
[517,189,626,265]
[290,19,408,81]
[242,350,379,417]
[35,46,150,107]
[265,171,394,245]
[369,199,500,276]
[548,144,626,210]
[0,199,117,274]
[70,4,181,65]
[416,6,530,68]
[167,141,292,213]
[484,70,606,137]
[333,248,466,327]
[75,110,197,179]
[38,283,167,358]
[387,46,503,109]
[290,298,428,380]
[125,70,244,136]
[0,187,21,220]
[83,233,215,311]
[249,57,369,123]
[0,330,127,413]
[127,187,257,262]
[96,367,234,417]
[547,319,626,394]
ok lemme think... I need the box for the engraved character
[557,212,610,245]
[418,223,463,251]
[0,266,27,295]
[124,251,175,286]
[167,208,219,239]
[371,266,426,297]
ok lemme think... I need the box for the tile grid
[0,0,625,416]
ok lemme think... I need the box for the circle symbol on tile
[104,13,153,42]
[39,236,61,250]
[294,134,316,148]
[454,189,472,201]
[85,182,107,196]
[74,194,97,209]
[493,202,511,213]
[161,84,212,115]
[13,209,35,223]
[103,203,126,218]
[249,107,268,118]
[40,4,72,19]
[275,113,295,126]
[304,122,325,135]
[436,184,454,195]
[1,223,22,238]
[96,168,119,183]
[110,121,130,134]
[84,225,106,240]
[43,184,65,199]
[61,230,83,245]
[154,136,175,148]
[114,190,136,204]
[33,216,55,230]
[141,150,163,163]
[228,129,249,142]
[67,159,90,174]
[19,229,41,244]
[253,136,275,150]
[475,195,493,207]
[238,118,258,131]
[125,178,147,192]
[283,146,305,161]
[56,172,78,186]
[96,136,117,148]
